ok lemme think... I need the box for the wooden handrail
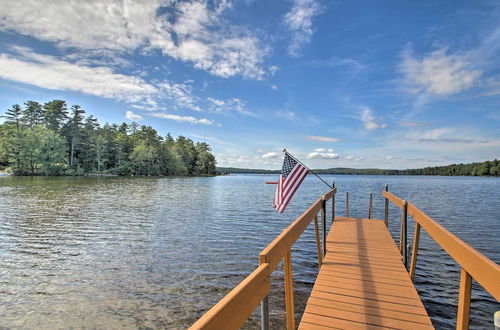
[407,203,500,301]
[382,190,405,209]
[259,187,336,271]
[192,187,336,330]
[382,190,500,301]
[382,189,500,330]
[190,263,271,330]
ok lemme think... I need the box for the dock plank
[299,217,434,329]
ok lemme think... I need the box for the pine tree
[23,101,44,127]
[43,100,68,131]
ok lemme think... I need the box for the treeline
[0,100,216,176]
[395,160,500,176]
[218,160,500,177]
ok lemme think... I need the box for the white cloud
[149,112,212,125]
[327,148,334,152]
[274,110,297,121]
[308,152,339,159]
[419,127,453,140]
[360,106,387,131]
[0,0,269,79]
[0,50,157,107]
[304,135,340,142]
[207,97,258,117]
[125,111,144,121]
[262,152,279,159]
[158,82,202,112]
[0,46,257,119]
[314,148,325,152]
[400,47,481,96]
[398,121,426,127]
[284,0,322,57]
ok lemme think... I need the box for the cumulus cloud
[400,47,481,96]
[308,152,339,159]
[284,0,322,57]
[0,0,268,79]
[149,112,212,125]
[262,152,279,159]
[304,135,340,142]
[360,106,387,131]
[0,49,157,107]
[314,148,325,152]
[125,111,144,121]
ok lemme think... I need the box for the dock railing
[383,188,500,330]
[190,187,336,330]
[191,186,499,330]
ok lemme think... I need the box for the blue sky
[1,0,499,169]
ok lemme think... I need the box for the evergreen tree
[67,105,86,168]
[23,101,44,127]
[0,99,218,176]
[2,104,23,173]
[39,129,67,175]
[43,100,68,131]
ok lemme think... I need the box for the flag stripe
[278,166,308,213]
[282,165,306,197]
[282,164,302,191]
[273,154,309,213]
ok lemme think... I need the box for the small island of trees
[0,100,217,176]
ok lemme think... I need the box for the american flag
[273,152,309,213]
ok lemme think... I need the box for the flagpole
[283,149,333,189]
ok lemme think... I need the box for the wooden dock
[190,187,500,330]
[299,216,433,329]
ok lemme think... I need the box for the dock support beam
[409,223,421,280]
[331,182,335,223]
[401,201,408,268]
[384,185,389,226]
[345,192,349,217]
[313,215,322,267]
[322,200,327,257]
[260,295,269,330]
[457,268,472,330]
[284,250,295,330]
[368,193,373,219]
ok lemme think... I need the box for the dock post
[457,268,472,330]
[368,193,373,219]
[401,201,408,268]
[260,295,270,330]
[313,215,322,267]
[284,249,295,330]
[384,184,389,227]
[322,199,327,256]
[345,192,349,217]
[332,182,335,223]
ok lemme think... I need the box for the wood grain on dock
[299,216,434,329]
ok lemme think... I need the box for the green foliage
[218,159,500,177]
[0,99,217,176]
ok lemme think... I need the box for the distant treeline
[0,100,216,176]
[218,159,500,177]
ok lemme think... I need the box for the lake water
[0,175,498,329]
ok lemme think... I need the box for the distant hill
[217,159,500,177]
